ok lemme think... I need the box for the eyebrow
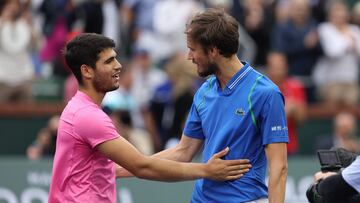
[104,55,116,64]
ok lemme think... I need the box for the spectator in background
[102,0,122,47]
[267,52,307,155]
[207,0,257,65]
[27,115,59,160]
[316,112,360,153]
[138,0,203,62]
[38,0,72,64]
[273,0,290,24]
[242,0,274,67]
[128,49,167,151]
[150,55,198,149]
[27,128,53,160]
[272,0,320,80]
[0,0,35,102]
[120,0,156,56]
[312,1,360,108]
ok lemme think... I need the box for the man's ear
[80,64,93,80]
[208,46,219,58]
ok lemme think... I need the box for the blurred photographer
[307,148,360,203]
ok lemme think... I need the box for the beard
[93,74,119,93]
[197,61,219,78]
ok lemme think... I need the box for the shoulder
[250,69,280,94]
[250,72,284,102]
[72,105,118,143]
[74,105,112,127]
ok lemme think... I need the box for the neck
[215,55,244,89]
[79,86,105,106]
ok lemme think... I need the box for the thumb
[213,147,229,159]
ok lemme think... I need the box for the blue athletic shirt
[183,62,289,203]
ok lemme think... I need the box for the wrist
[200,163,210,179]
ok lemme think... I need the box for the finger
[227,168,250,176]
[226,164,252,171]
[225,174,244,181]
[212,147,229,159]
[220,159,251,166]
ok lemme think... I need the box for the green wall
[298,118,333,155]
[0,156,318,203]
[0,117,50,155]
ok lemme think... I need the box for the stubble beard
[93,75,119,93]
[198,62,219,78]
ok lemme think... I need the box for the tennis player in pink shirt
[48,33,251,203]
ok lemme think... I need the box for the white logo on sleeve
[271,125,288,132]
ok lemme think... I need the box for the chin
[110,86,120,91]
[198,70,212,78]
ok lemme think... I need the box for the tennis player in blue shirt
[119,8,288,203]
[153,9,289,203]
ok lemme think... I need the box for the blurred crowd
[1,0,357,159]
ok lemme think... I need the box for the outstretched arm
[265,142,288,203]
[98,136,249,182]
[153,134,203,162]
[116,135,203,178]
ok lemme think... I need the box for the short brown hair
[185,9,239,57]
[64,33,115,85]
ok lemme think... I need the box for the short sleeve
[74,108,120,148]
[260,90,289,145]
[183,103,204,139]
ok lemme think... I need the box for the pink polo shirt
[49,91,120,203]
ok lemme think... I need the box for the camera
[306,148,359,203]
[317,150,342,172]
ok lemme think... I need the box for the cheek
[193,54,203,62]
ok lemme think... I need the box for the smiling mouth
[112,73,120,79]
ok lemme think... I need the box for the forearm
[268,164,288,203]
[116,144,194,178]
[265,143,288,203]
[134,156,207,182]
[114,150,207,181]
[152,136,202,162]
[153,146,191,162]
